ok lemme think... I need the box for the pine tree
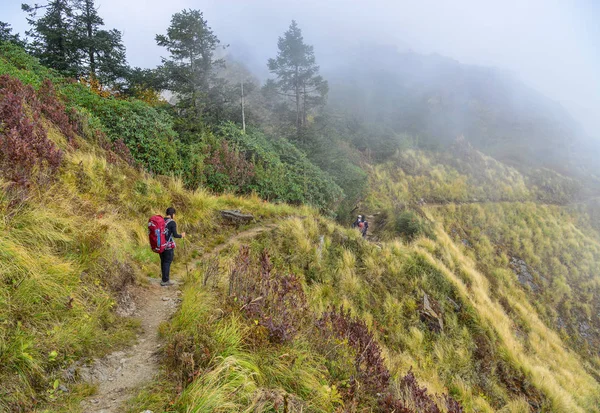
[72,0,102,75]
[72,0,128,84]
[267,20,328,135]
[95,28,127,84]
[22,0,78,75]
[156,9,226,115]
[0,21,26,46]
[23,0,127,84]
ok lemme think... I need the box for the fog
[2,0,599,137]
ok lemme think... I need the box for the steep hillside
[2,40,600,413]
[130,213,599,412]
[0,111,302,412]
[0,42,343,214]
[361,147,600,408]
[0,43,306,412]
[434,202,600,355]
[365,142,586,209]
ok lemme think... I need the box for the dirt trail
[79,223,277,413]
[201,223,277,259]
[79,280,180,413]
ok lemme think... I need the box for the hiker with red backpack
[352,214,369,238]
[148,207,186,286]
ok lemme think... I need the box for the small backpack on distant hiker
[148,215,175,253]
[361,220,369,237]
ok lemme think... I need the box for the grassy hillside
[0,43,304,411]
[0,127,300,411]
[365,142,584,210]
[362,146,600,363]
[127,213,600,412]
[2,41,600,413]
[434,203,600,360]
[360,147,600,410]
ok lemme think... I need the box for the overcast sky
[2,0,599,136]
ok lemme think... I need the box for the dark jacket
[165,217,183,241]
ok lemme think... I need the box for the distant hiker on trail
[352,215,369,238]
[148,207,186,286]
[360,218,369,238]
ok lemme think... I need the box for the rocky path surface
[79,223,277,412]
[79,279,180,413]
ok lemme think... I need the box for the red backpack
[148,215,175,253]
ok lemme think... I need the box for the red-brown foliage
[206,140,255,190]
[229,246,308,343]
[0,75,63,188]
[315,306,463,412]
[100,135,135,166]
[317,306,390,398]
[379,369,463,413]
[37,79,77,144]
[226,245,464,412]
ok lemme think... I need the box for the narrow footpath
[79,223,277,413]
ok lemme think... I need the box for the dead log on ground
[220,210,254,224]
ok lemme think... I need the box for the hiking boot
[160,280,174,286]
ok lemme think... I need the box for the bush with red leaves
[229,246,308,343]
[108,138,135,166]
[226,245,464,412]
[379,369,463,413]
[99,133,136,166]
[0,75,63,189]
[317,306,391,399]
[205,140,255,193]
[37,79,77,144]
[316,307,463,412]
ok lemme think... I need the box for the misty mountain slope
[365,144,584,206]
[3,8,600,410]
[325,46,598,176]
[2,47,597,413]
[360,147,600,394]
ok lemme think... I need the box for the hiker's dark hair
[166,207,176,217]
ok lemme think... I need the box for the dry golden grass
[415,225,600,412]
[0,135,305,411]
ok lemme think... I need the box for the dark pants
[159,249,175,282]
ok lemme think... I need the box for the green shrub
[61,84,180,174]
[0,45,345,212]
[395,210,434,241]
[217,123,344,213]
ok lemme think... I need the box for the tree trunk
[190,52,197,114]
[57,1,67,71]
[86,1,95,76]
[241,77,246,133]
[295,66,300,135]
[302,82,307,127]
[220,210,254,224]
